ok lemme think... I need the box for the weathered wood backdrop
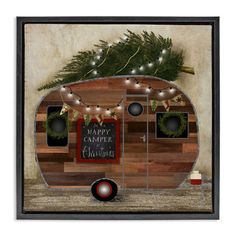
[35,77,198,189]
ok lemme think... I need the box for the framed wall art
[17,17,219,219]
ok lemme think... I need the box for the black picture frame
[16,16,220,220]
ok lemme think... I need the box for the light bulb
[123,36,128,41]
[68,92,73,97]
[169,87,175,93]
[158,90,164,96]
[93,70,97,75]
[117,104,122,110]
[162,49,167,54]
[96,55,101,60]
[125,78,131,84]
[148,62,153,68]
[108,43,112,47]
[135,81,140,88]
[139,66,144,71]
[158,57,163,63]
[91,61,96,66]
[61,86,66,91]
[96,105,101,111]
[146,86,152,93]
[75,99,81,104]
[105,108,110,115]
[116,39,120,43]
[86,106,91,111]
[98,48,103,53]
[131,69,136,74]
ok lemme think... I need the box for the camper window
[155,112,188,139]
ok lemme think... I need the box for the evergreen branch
[97,47,110,68]
[37,31,192,91]
[115,46,140,74]
[83,67,95,77]
[153,64,159,75]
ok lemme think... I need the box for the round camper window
[128,102,143,116]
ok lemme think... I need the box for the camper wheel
[91,179,118,201]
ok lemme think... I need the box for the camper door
[123,94,149,189]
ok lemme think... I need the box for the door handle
[140,134,146,143]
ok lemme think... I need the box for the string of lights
[87,47,112,77]
[60,86,123,115]
[129,48,167,76]
[124,77,177,97]
[60,77,178,116]
[115,46,141,74]
[38,31,192,91]
[87,34,168,79]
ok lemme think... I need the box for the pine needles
[38,30,184,91]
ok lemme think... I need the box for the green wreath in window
[46,112,69,139]
[158,112,187,137]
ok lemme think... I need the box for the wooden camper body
[35,76,199,189]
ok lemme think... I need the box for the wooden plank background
[35,77,199,189]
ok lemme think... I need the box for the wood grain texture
[39,162,64,172]
[43,172,105,186]
[35,77,199,189]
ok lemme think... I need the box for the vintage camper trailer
[35,76,199,201]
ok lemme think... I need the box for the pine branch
[38,31,190,91]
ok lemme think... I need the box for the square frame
[155,112,189,139]
[17,16,219,220]
[77,118,120,164]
